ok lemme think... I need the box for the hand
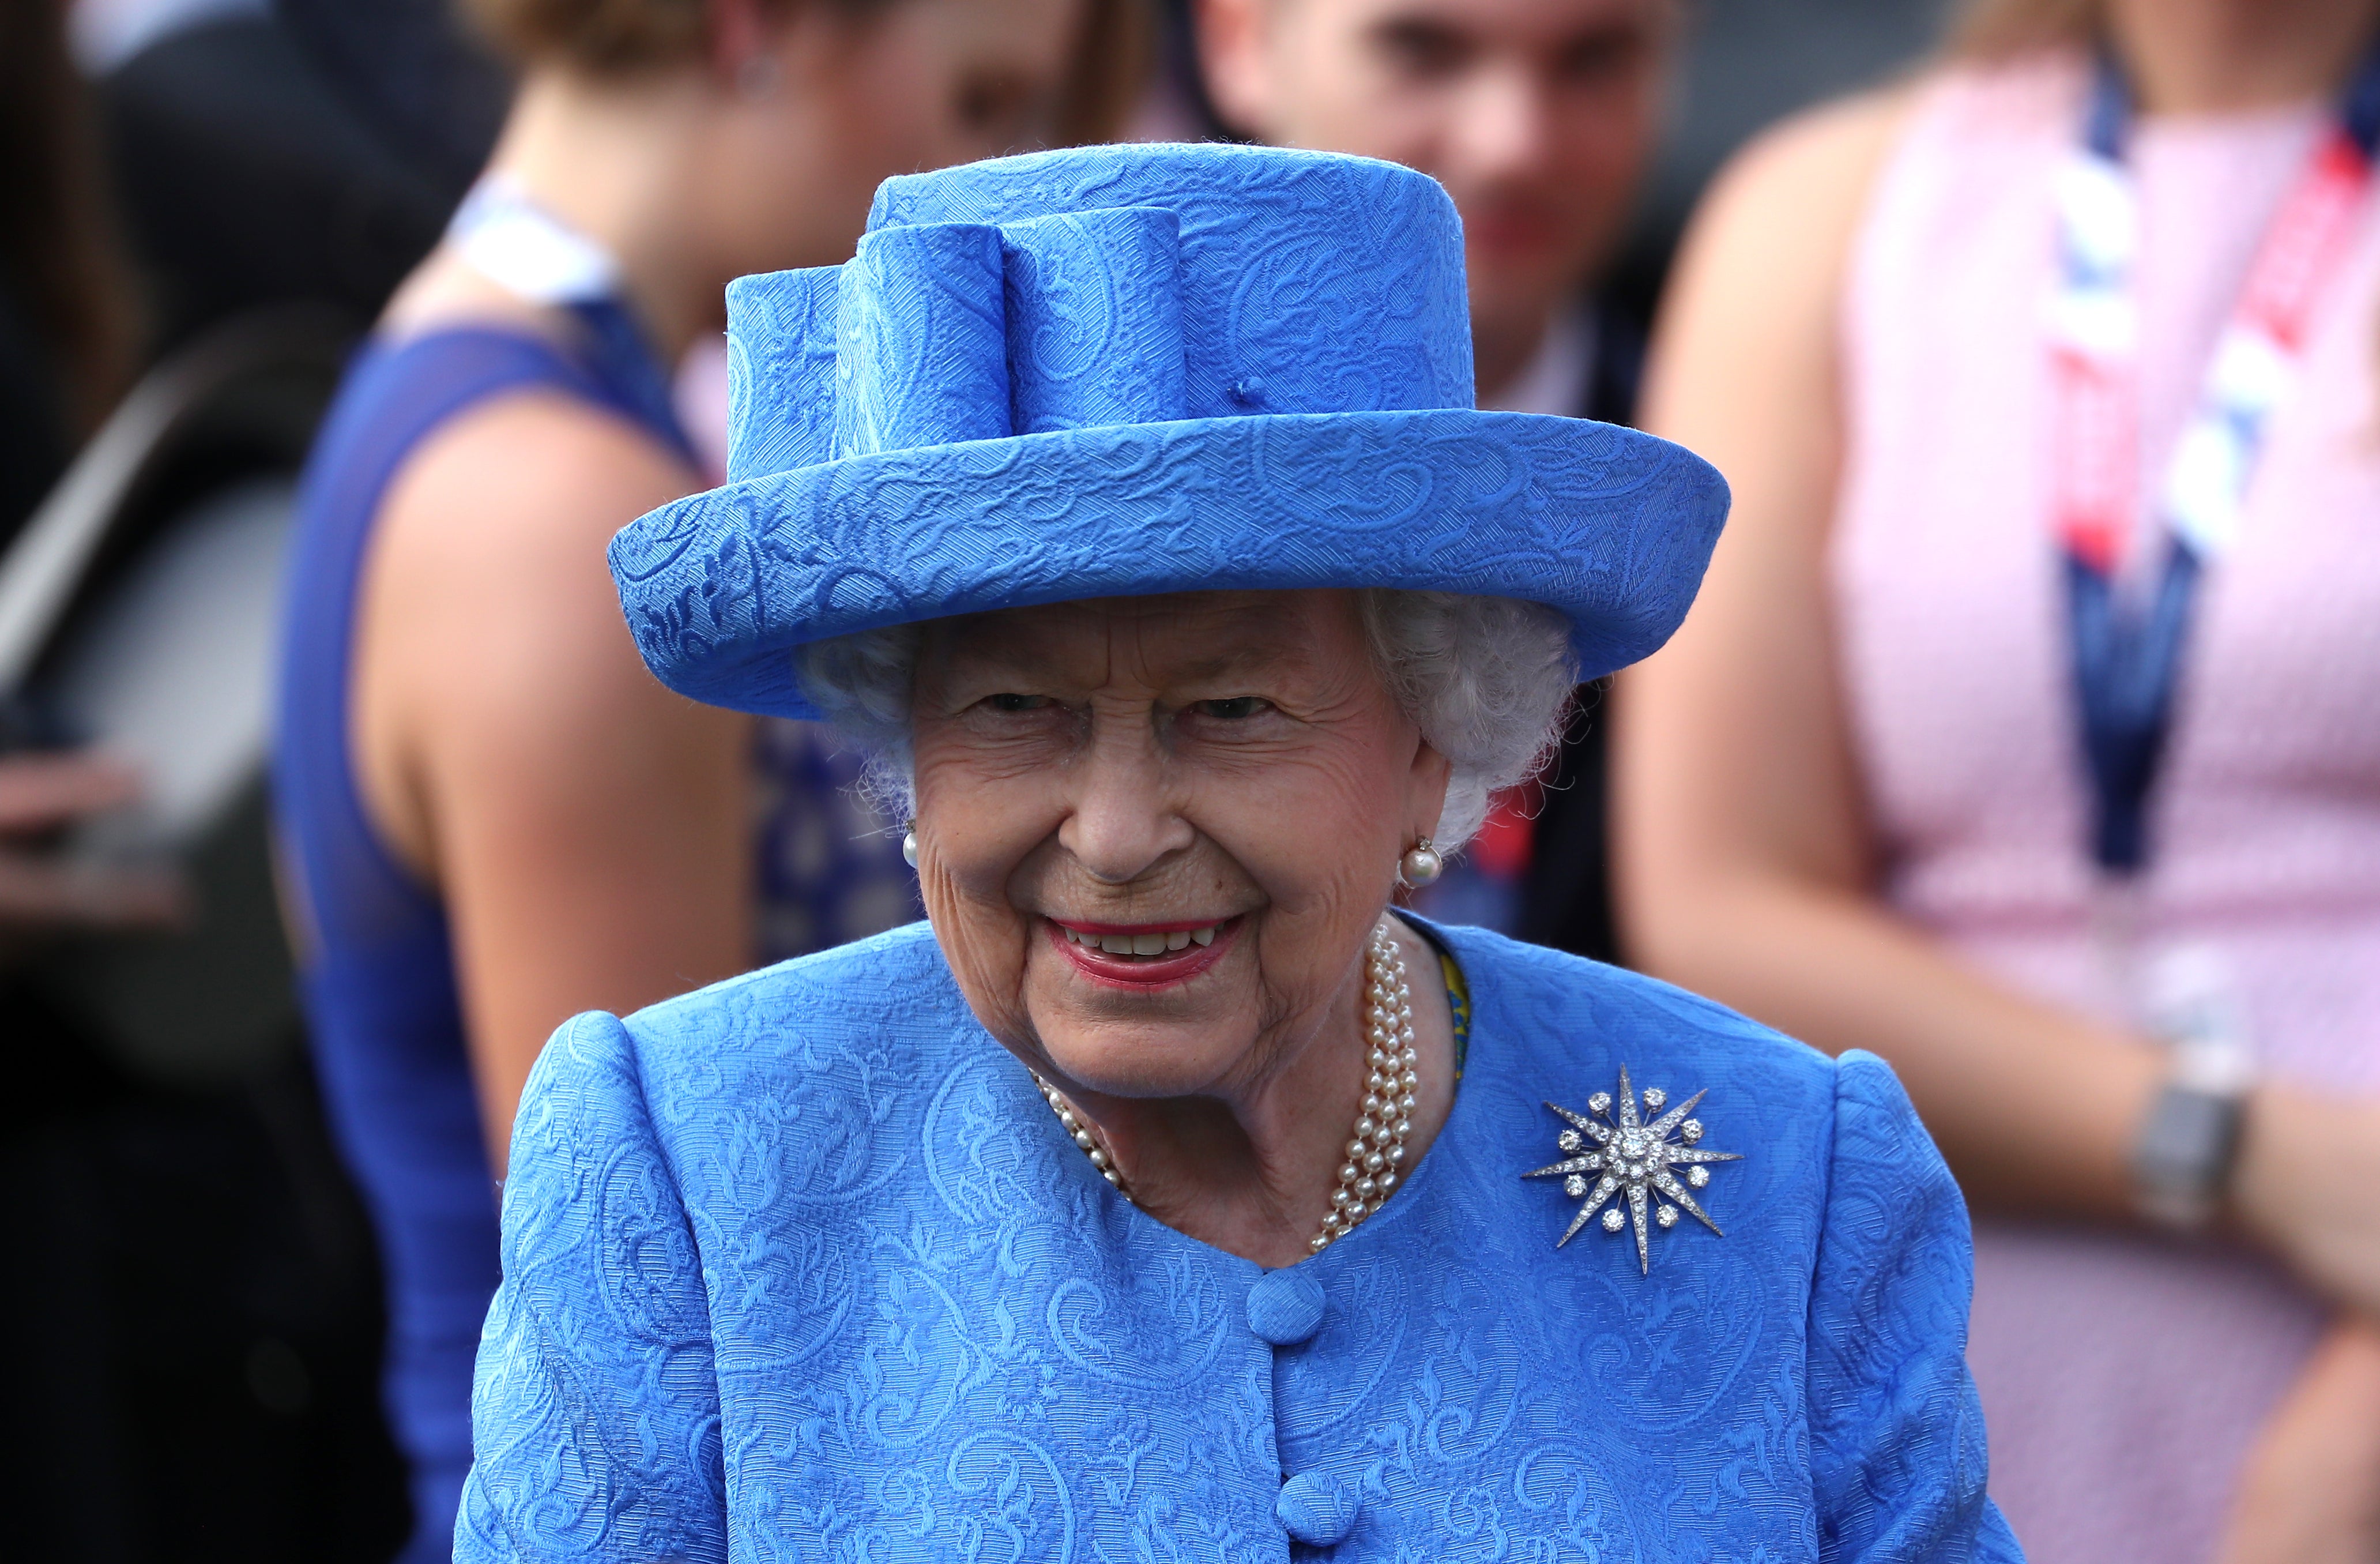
[0,750,183,931]
[2215,1318,2380,1564]
[2234,1085,2380,1317]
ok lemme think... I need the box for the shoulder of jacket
[1439,923,1840,1103]
[620,921,960,1083]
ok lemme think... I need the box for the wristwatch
[2132,1058,2249,1229]
[2132,952,2257,1230]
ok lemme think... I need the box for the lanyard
[2049,43,2380,875]
[444,176,696,468]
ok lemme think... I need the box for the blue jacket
[458,920,2021,1562]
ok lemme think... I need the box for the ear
[1406,732,1453,843]
[1194,0,1282,140]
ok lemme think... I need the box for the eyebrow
[1364,9,1663,61]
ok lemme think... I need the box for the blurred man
[1198,0,1680,957]
[1198,0,1674,405]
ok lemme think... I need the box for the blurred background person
[5,3,416,1558]
[1196,0,1680,959]
[1199,0,1676,412]
[1161,0,1955,310]
[270,2,1139,1559]
[1619,0,2380,1559]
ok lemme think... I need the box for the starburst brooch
[1522,1064,1743,1272]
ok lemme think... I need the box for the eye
[1556,28,1651,87]
[1371,20,1474,83]
[1194,697,1272,720]
[985,692,1055,713]
[954,68,1049,148]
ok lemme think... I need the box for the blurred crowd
[4,0,2377,1561]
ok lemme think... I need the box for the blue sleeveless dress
[273,308,914,1562]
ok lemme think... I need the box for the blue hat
[610,143,1728,720]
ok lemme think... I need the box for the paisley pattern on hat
[609,142,1729,720]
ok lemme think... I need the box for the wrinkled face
[1204,0,1676,356]
[910,591,1451,1102]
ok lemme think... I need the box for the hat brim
[610,409,1728,720]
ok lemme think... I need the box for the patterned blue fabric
[458,920,2022,1561]
[607,144,1730,720]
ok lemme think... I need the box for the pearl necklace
[1031,919,1422,1255]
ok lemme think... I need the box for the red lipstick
[1044,915,1240,991]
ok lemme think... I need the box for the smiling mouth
[1057,923,1221,957]
[1044,915,1240,987]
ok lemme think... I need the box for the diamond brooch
[1522,1065,1742,1272]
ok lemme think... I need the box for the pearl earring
[1399,837,1442,887]
[902,824,919,868]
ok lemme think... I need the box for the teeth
[1060,922,1223,955]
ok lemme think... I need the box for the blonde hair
[463,0,1149,145]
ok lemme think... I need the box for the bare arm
[2216,1318,2380,1564]
[1615,91,2380,1315]
[1614,92,2166,1220]
[354,393,752,1173]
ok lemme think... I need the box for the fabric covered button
[1276,1471,1362,1546]
[1245,1268,1327,1346]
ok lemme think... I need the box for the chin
[1033,1018,1253,1102]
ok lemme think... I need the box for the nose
[1057,708,1195,883]
[1451,61,1553,182]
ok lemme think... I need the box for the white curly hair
[793,590,1579,851]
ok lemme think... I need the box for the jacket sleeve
[455,1011,726,1563]
[1807,1050,2025,1564]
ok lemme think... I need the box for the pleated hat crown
[721,142,1474,483]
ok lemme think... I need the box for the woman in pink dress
[1616,0,2380,1558]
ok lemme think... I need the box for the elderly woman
[458,144,2019,1561]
